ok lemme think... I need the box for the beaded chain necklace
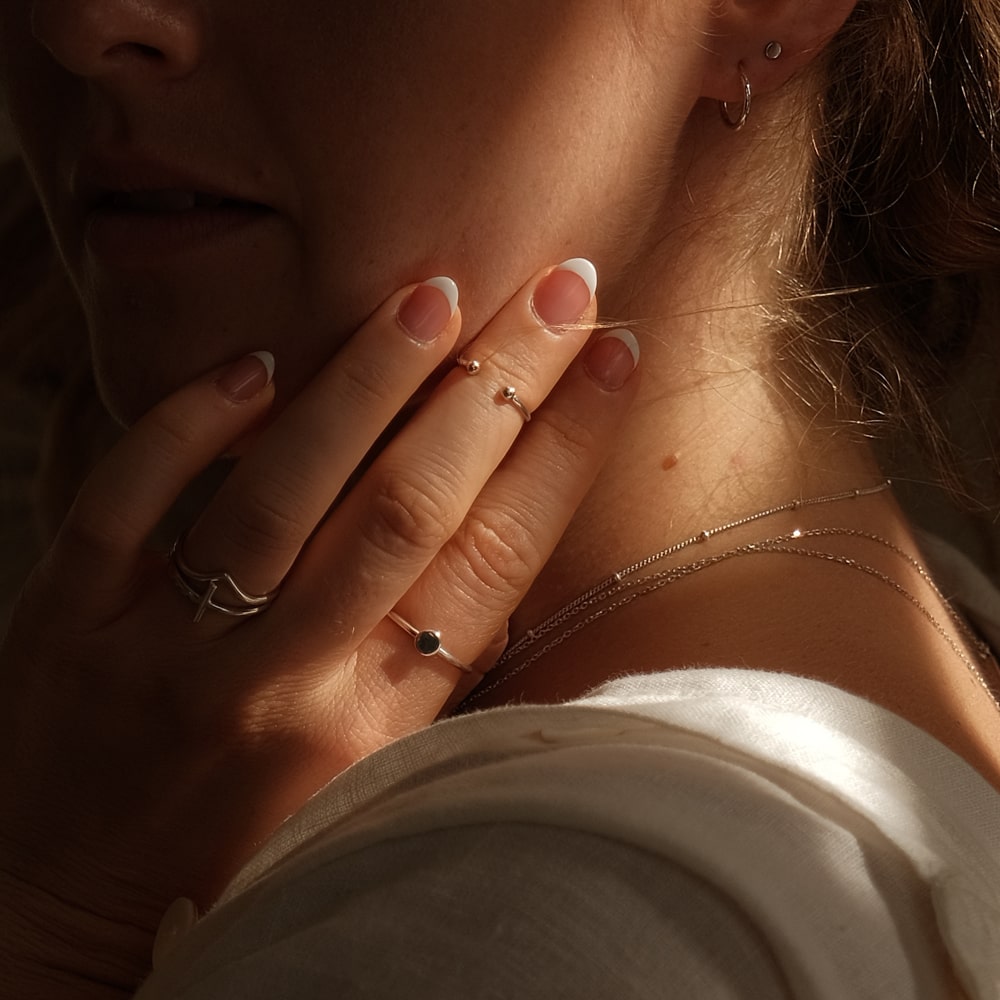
[461,481,999,712]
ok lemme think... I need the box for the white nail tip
[601,329,640,366]
[558,257,598,297]
[424,276,460,316]
[249,350,276,384]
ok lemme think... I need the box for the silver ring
[457,356,481,375]
[499,385,532,423]
[169,535,278,623]
[387,610,473,673]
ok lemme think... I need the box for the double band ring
[387,611,473,674]
[169,536,278,623]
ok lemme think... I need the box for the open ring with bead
[499,385,532,423]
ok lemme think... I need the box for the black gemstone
[415,630,442,655]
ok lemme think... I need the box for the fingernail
[217,351,275,402]
[397,276,459,342]
[585,329,639,390]
[531,258,598,329]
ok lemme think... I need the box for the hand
[0,259,639,996]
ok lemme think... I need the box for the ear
[700,0,859,103]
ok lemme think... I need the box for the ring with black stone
[386,611,473,673]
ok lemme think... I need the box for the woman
[1,0,999,996]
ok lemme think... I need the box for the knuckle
[451,505,539,598]
[363,462,457,559]
[218,483,310,560]
[147,406,202,460]
[340,357,397,413]
[61,486,140,563]
[543,406,600,464]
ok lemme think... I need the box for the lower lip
[85,204,278,265]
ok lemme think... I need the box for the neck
[460,213,1000,791]
[505,309,893,679]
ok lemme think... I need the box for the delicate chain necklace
[749,530,997,707]
[461,481,999,711]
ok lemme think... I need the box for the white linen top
[137,668,1000,999]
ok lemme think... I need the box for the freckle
[662,454,679,471]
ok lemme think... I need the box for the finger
[278,259,600,654]
[180,278,461,600]
[439,622,509,715]
[50,353,276,603]
[383,329,642,710]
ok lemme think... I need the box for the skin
[0,0,996,996]
[2,0,698,421]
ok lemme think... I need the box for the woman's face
[0,1,702,421]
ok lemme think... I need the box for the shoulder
[139,668,1000,999]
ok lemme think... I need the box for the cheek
[255,28,605,331]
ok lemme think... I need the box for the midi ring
[499,385,532,423]
[169,536,278,623]
[456,356,481,375]
[387,611,473,674]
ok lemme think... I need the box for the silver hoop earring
[719,62,751,130]
[764,41,782,61]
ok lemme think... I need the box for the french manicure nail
[217,350,275,402]
[532,257,598,329]
[584,329,639,390]
[397,276,459,342]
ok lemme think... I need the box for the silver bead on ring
[457,356,481,375]
[499,385,532,423]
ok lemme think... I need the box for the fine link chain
[496,481,891,667]
[463,481,999,709]
[468,527,998,711]
[748,533,1000,713]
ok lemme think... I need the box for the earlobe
[701,0,859,103]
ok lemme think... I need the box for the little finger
[48,353,276,612]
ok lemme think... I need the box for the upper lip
[72,150,273,213]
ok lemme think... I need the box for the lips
[74,150,273,212]
[72,153,278,264]
[103,190,263,212]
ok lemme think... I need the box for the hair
[778,0,1000,506]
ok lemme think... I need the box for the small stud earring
[764,41,783,60]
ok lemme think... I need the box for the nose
[30,0,203,81]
